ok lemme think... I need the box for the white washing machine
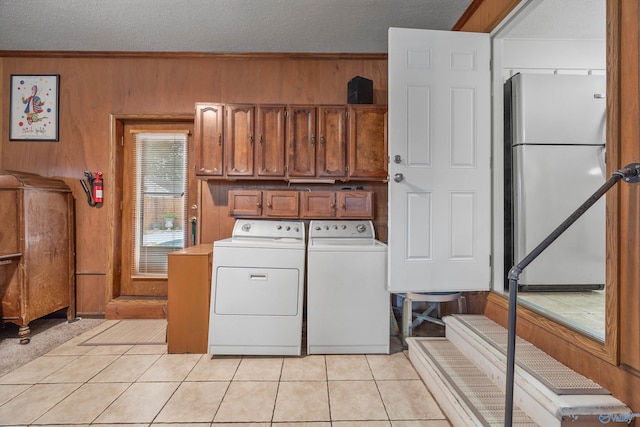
[306,220,389,354]
[208,219,305,356]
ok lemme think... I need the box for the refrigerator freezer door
[512,74,606,146]
[513,144,605,288]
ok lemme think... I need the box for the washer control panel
[233,219,305,240]
[309,220,375,239]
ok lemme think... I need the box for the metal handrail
[504,162,640,427]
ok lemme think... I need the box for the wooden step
[407,314,632,426]
[105,296,167,320]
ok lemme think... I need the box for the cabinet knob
[267,203,272,209]
[259,134,264,145]
[250,134,254,145]
[320,135,325,145]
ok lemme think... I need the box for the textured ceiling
[0,0,472,53]
[0,0,605,54]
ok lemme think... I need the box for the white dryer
[208,219,305,356]
[306,220,389,354]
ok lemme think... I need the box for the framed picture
[9,74,60,141]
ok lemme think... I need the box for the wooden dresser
[0,170,75,343]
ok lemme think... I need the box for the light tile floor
[0,320,451,426]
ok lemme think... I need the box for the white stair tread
[407,314,632,426]
[408,337,537,426]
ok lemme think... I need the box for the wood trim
[485,292,614,363]
[605,0,622,366]
[108,113,194,307]
[452,0,522,32]
[0,50,388,61]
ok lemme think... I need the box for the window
[131,131,188,275]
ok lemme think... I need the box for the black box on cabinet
[348,76,373,104]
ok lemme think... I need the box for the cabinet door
[226,104,255,177]
[348,105,388,179]
[337,191,373,219]
[264,190,299,217]
[195,103,224,176]
[287,106,316,177]
[317,106,347,178]
[300,191,336,218]
[228,190,263,217]
[256,105,286,178]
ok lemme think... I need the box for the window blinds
[132,131,188,275]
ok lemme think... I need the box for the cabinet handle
[250,134,254,145]
[257,202,262,208]
[330,202,335,208]
[267,202,272,209]
[341,203,346,210]
[311,135,315,146]
[218,133,222,146]
[259,134,264,145]
[320,135,325,145]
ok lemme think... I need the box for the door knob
[394,155,402,164]
[394,173,404,183]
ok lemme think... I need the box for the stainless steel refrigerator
[504,73,607,291]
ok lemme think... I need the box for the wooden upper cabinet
[264,190,300,217]
[256,105,286,178]
[337,190,373,219]
[300,191,336,218]
[287,105,317,177]
[195,103,224,176]
[228,189,263,217]
[317,106,347,178]
[225,104,255,177]
[348,105,388,180]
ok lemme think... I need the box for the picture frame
[9,74,60,141]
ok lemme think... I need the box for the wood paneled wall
[0,52,388,316]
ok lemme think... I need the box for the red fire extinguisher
[80,171,104,207]
[92,172,103,204]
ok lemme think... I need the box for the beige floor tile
[271,423,331,427]
[281,355,327,381]
[46,342,94,356]
[93,381,178,424]
[233,356,283,381]
[0,355,78,384]
[0,383,80,425]
[90,354,162,383]
[273,381,330,422]
[32,382,129,425]
[155,381,229,423]
[213,381,278,422]
[84,344,134,355]
[126,344,168,354]
[367,353,420,380]
[209,424,269,427]
[377,380,445,420]
[0,384,29,406]
[150,424,210,427]
[328,380,388,421]
[137,353,201,382]
[40,354,119,383]
[333,422,391,426]
[391,420,451,426]
[326,355,373,380]
[186,355,240,381]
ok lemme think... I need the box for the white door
[388,28,491,293]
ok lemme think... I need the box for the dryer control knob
[356,223,367,233]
